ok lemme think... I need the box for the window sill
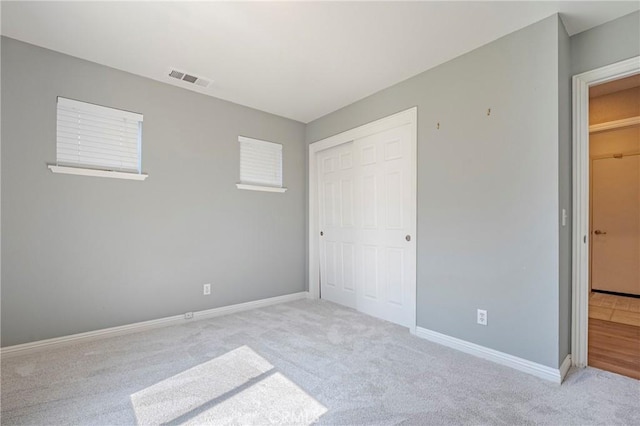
[48,165,148,181]
[236,183,287,193]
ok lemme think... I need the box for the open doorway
[572,56,639,375]
[587,74,640,379]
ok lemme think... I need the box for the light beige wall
[590,126,640,157]
[590,86,640,124]
[590,87,640,157]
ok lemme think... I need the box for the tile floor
[589,292,640,326]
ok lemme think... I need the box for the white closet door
[318,142,357,309]
[318,124,415,328]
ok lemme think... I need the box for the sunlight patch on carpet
[130,345,326,424]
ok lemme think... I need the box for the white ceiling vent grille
[168,68,211,88]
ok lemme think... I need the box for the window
[48,97,147,180]
[236,136,286,192]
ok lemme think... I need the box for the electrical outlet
[203,283,211,295]
[477,309,487,326]
[185,312,194,320]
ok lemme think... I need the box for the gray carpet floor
[1,299,639,425]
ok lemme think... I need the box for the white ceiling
[2,1,639,123]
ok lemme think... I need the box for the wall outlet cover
[477,309,488,326]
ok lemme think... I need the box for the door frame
[308,107,418,333]
[571,56,640,367]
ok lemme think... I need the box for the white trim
[1,291,308,358]
[559,354,572,381]
[589,116,640,134]
[236,183,287,193]
[308,107,418,334]
[192,292,306,320]
[48,165,148,181]
[572,56,640,369]
[415,327,567,383]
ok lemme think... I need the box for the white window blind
[56,97,143,173]
[239,136,283,188]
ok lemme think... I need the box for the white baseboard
[1,291,309,358]
[192,292,308,320]
[414,327,569,384]
[559,353,572,381]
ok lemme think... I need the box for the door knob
[594,230,607,235]
[405,235,411,242]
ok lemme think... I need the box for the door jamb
[308,107,418,333]
[571,56,640,368]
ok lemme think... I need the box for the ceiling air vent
[168,68,211,88]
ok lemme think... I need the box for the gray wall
[307,15,564,368]
[558,18,571,364]
[3,9,637,361]
[1,37,306,347]
[570,11,640,76]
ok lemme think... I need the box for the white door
[591,154,640,296]
[318,124,416,327]
[318,141,358,309]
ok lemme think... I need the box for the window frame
[49,97,148,181]
[236,136,287,193]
